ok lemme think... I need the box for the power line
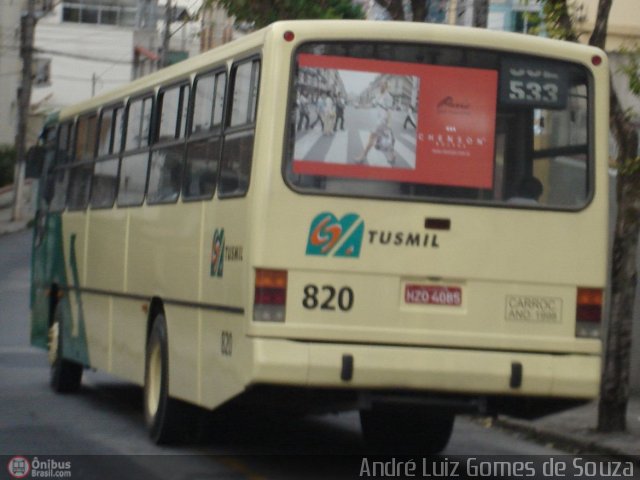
[34,47,132,64]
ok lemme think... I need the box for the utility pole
[12,0,36,222]
[161,0,171,68]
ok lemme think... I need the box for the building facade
[0,0,24,146]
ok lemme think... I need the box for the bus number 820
[303,284,354,312]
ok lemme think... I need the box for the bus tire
[144,313,183,444]
[360,405,454,454]
[49,303,83,393]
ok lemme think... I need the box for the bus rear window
[284,42,592,210]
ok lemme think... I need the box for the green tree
[541,0,639,432]
[210,0,363,29]
[0,145,16,188]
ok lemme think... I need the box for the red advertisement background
[293,54,498,189]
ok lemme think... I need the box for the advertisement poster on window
[292,54,498,189]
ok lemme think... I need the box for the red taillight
[576,287,603,338]
[254,269,287,322]
[254,287,286,306]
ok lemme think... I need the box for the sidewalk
[0,182,34,236]
[497,397,640,460]
[0,219,30,236]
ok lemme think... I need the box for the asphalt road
[0,228,577,480]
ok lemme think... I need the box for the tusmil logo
[306,212,364,258]
[211,229,225,277]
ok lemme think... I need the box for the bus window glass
[218,130,253,196]
[119,95,152,206]
[118,152,148,206]
[68,114,97,210]
[213,73,226,126]
[74,114,97,162]
[183,137,221,199]
[125,96,152,151]
[92,106,122,209]
[192,74,216,132]
[148,84,188,204]
[219,60,259,197]
[184,71,226,200]
[49,122,74,212]
[97,109,114,156]
[91,158,119,208]
[41,127,58,207]
[229,60,259,127]
[285,43,591,210]
[112,107,124,153]
[158,84,189,141]
[192,72,226,133]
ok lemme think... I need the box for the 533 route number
[303,284,354,311]
[500,58,567,109]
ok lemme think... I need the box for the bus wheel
[144,313,183,444]
[48,304,83,393]
[360,405,454,454]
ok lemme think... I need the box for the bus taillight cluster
[253,269,287,322]
[576,287,603,338]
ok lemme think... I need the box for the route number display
[499,58,568,109]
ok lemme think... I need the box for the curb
[495,417,640,463]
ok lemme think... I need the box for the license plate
[405,284,462,306]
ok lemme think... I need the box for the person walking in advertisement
[355,81,396,165]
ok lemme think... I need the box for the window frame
[117,92,155,208]
[90,102,125,210]
[147,80,191,206]
[67,112,98,211]
[217,55,261,200]
[48,120,75,213]
[182,66,228,203]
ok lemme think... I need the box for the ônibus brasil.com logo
[7,456,72,478]
[7,457,30,479]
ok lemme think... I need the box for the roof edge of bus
[266,19,606,54]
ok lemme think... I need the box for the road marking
[293,131,320,160]
[325,131,348,164]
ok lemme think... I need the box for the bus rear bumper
[250,338,600,400]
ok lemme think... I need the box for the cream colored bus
[30,20,609,453]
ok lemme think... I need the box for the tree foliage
[211,0,363,29]
[539,0,578,41]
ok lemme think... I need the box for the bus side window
[91,104,123,209]
[49,122,74,212]
[148,82,189,205]
[38,127,57,206]
[68,113,97,210]
[183,70,226,200]
[219,58,259,198]
[118,95,153,207]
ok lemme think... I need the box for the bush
[0,145,16,188]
